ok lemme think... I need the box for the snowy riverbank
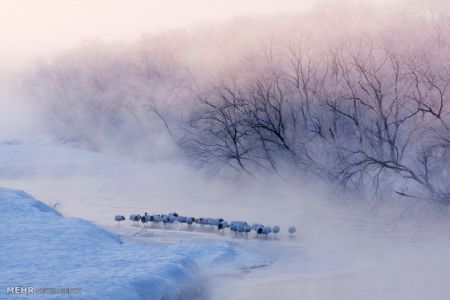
[2,136,450,300]
[0,187,269,299]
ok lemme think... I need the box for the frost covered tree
[23,0,450,204]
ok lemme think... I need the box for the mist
[14,0,450,202]
[2,0,450,299]
[2,133,449,300]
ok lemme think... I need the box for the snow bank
[0,187,269,299]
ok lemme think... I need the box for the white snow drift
[0,187,270,299]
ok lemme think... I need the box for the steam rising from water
[2,1,450,299]
[1,139,450,300]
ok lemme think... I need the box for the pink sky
[0,0,314,69]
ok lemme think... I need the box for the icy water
[1,138,450,299]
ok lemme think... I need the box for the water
[1,139,450,299]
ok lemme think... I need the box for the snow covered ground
[0,186,270,299]
[2,135,450,299]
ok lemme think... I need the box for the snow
[2,136,450,300]
[0,187,270,299]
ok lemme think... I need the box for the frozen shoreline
[0,187,270,299]
[2,137,450,300]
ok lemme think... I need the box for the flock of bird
[114,212,296,238]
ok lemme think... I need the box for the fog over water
[1,139,450,300]
[1,0,450,299]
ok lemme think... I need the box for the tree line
[24,3,450,204]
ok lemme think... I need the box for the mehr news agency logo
[6,286,82,295]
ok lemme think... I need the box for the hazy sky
[0,0,314,69]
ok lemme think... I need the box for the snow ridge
[0,187,269,299]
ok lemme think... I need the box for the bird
[177,216,187,223]
[210,218,223,226]
[231,221,250,236]
[230,221,247,234]
[122,209,289,240]
[237,223,246,234]
[129,214,141,222]
[168,215,177,223]
[198,217,213,226]
[244,224,252,235]
[114,215,125,224]
[129,214,141,225]
[140,214,150,226]
[217,221,229,231]
[230,221,247,227]
[273,225,280,235]
[288,226,296,234]
[152,214,162,223]
[161,215,170,223]
[257,226,272,238]
[252,223,264,232]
